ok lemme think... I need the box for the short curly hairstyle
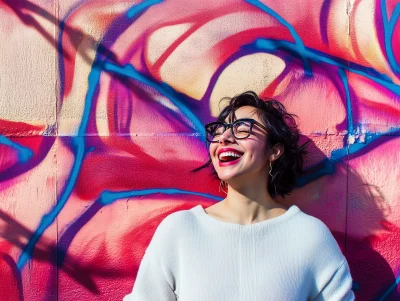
[192,91,309,198]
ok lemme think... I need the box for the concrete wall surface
[0,0,399,300]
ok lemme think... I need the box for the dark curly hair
[192,91,309,198]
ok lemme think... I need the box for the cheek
[209,144,217,159]
[250,150,267,163]
[247,150,269,169]
[244,140,267,160]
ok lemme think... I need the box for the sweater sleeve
[122,249,177,301]
[312,259,355,301]
[123,214,179,301]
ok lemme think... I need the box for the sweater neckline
[192,204,300,230]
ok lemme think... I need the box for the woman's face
[209,105,270,183]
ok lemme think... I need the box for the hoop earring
[219,180,228,194]
[269,161,278,197]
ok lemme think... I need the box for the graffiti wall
[0,0,399,300]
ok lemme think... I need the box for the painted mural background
[0,0,399,300]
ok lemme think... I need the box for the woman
[123,91,355,301]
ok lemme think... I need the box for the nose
[218,127,234,144]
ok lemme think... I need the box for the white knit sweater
[123,204,355,301]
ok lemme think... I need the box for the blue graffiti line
[0,135,33,163]
[351,128,400,156]
[381,0,400,74]
[298,129,400,186]
[99,188,223,205]
[296,158,335,187]
[245,0,311,75]
[253,38,400,96]
[338,68,354,135]
[378,272,400,301]
[126,0,163,18]
[17,0,163,270]
[102,61,205,139]
[17,65,101,271]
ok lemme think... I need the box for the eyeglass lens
[206,120,252,142]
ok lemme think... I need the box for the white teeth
[218,151,242,160]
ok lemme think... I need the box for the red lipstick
[218,156,242,167]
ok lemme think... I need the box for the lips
[218,156,242,167]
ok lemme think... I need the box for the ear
[270,143,284,162]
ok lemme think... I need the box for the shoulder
[291,208,338,241]
[291,208,346,266]
[156,207,197,232]
[151,209,190,240]
[146,207,197,251]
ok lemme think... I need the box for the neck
[221,176,284,225]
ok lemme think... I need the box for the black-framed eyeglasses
[205,118,269,143]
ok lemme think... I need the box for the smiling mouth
[218,153,243,166]
[219,155,241,162]
[218,150,243,161]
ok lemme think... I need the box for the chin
[217,171,245,183]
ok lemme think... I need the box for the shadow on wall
[0,208,132,298]
[289,137,400,301]
[2,0,119,65]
